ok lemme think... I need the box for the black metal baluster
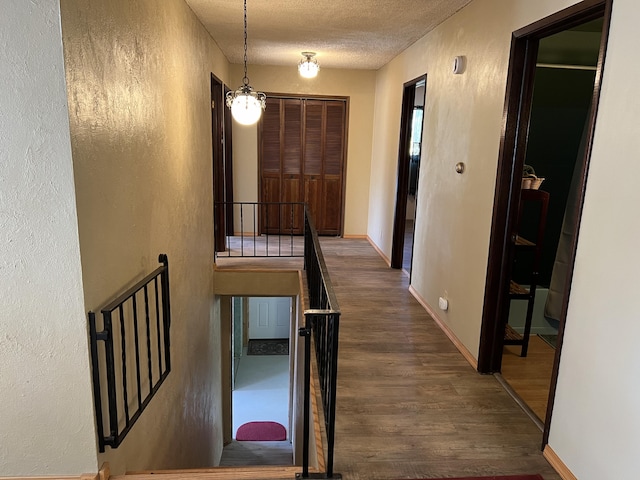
[240,203,244,256]
[132,294,143,409]
[290,203,294,256]
[89,312,107,452]
[118,305,130,425]
[299,315,312,478]
[326,313,340,478]
[253,203,257,256]
[278,202,282,256]
[89,255,173,451]
[154,277,162,374]
[160,254,171,372]
[103,311,119,445]
[144,284,152,390]
[228,202,233,257]
[265,203,269,256]
[304,211,309,270]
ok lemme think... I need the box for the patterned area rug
[247,338,289,355]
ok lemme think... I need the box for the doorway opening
[211,74,226,252]
[391,75,427,275]
[478,0,612,445]
[221,296,294,466]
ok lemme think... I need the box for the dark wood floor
[318,237,560,480]
[214,237,560,480]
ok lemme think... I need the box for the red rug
[413,476,543,480]
[236,421,286,441]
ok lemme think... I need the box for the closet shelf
[503,189,550,357]
[504,324,523,343]
[509,280,531,298]
[515,235,535,247]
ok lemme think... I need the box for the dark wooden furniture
[504,189,549,357]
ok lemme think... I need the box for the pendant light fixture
[298,52,320,78]
[225,0,266,125]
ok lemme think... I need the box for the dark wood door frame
[391,75,427,270]
[477,0,612,446]
[212,73,226,252]
[224,85,234,234]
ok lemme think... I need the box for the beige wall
[370,0,640,477]
[0,0,98,475]
[5,0,637,477]
[229,64,376,236]
[60,0,229,473]
[548,0,640,477]
[367,0,582,356]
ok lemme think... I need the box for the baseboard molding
[0,464,107,480]
[0,476,88,480]
[342,234,367,239]
[119,466,306,479]
[408,286,478,370]
[366,236,391,267]
[363,236,478,370]
[543,445,577,480]
[97,464,109,480]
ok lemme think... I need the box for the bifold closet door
[259,97,346,235]
[260,98,304,234]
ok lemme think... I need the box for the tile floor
[232,349,290,438]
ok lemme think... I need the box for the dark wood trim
[513,0,606,38]
[477,0,611,451]
[212,73,226,252]
[224,85,234,234]
[542,0,613,447]
[265,92,349,102]
[478,34,539,373]
[340,97,350,237]
[220,295,232,445]
[479,0,608,371]
[391,75,427,269]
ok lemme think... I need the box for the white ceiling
[185,0,473,70]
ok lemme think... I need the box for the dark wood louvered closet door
[259,96,347,235]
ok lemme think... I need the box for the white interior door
[248,297,291,339]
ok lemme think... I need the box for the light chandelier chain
[226,0,265,126]
[243,0,249,86]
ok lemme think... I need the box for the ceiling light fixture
[225,0,266,125]
[298,52,320,78]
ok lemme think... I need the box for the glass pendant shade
[226,0,266,125]
[226,85,266,126]
[298,52,319,78]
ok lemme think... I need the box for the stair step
[118,465,304,480]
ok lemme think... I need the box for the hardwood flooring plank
[217,237,560,479]
[501,336,555,422]
[317,238,560,480]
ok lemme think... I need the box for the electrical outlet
[438,296,449,311]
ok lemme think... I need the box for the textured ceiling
[185,0,473,70]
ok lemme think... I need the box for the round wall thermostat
[452,56,465,74]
